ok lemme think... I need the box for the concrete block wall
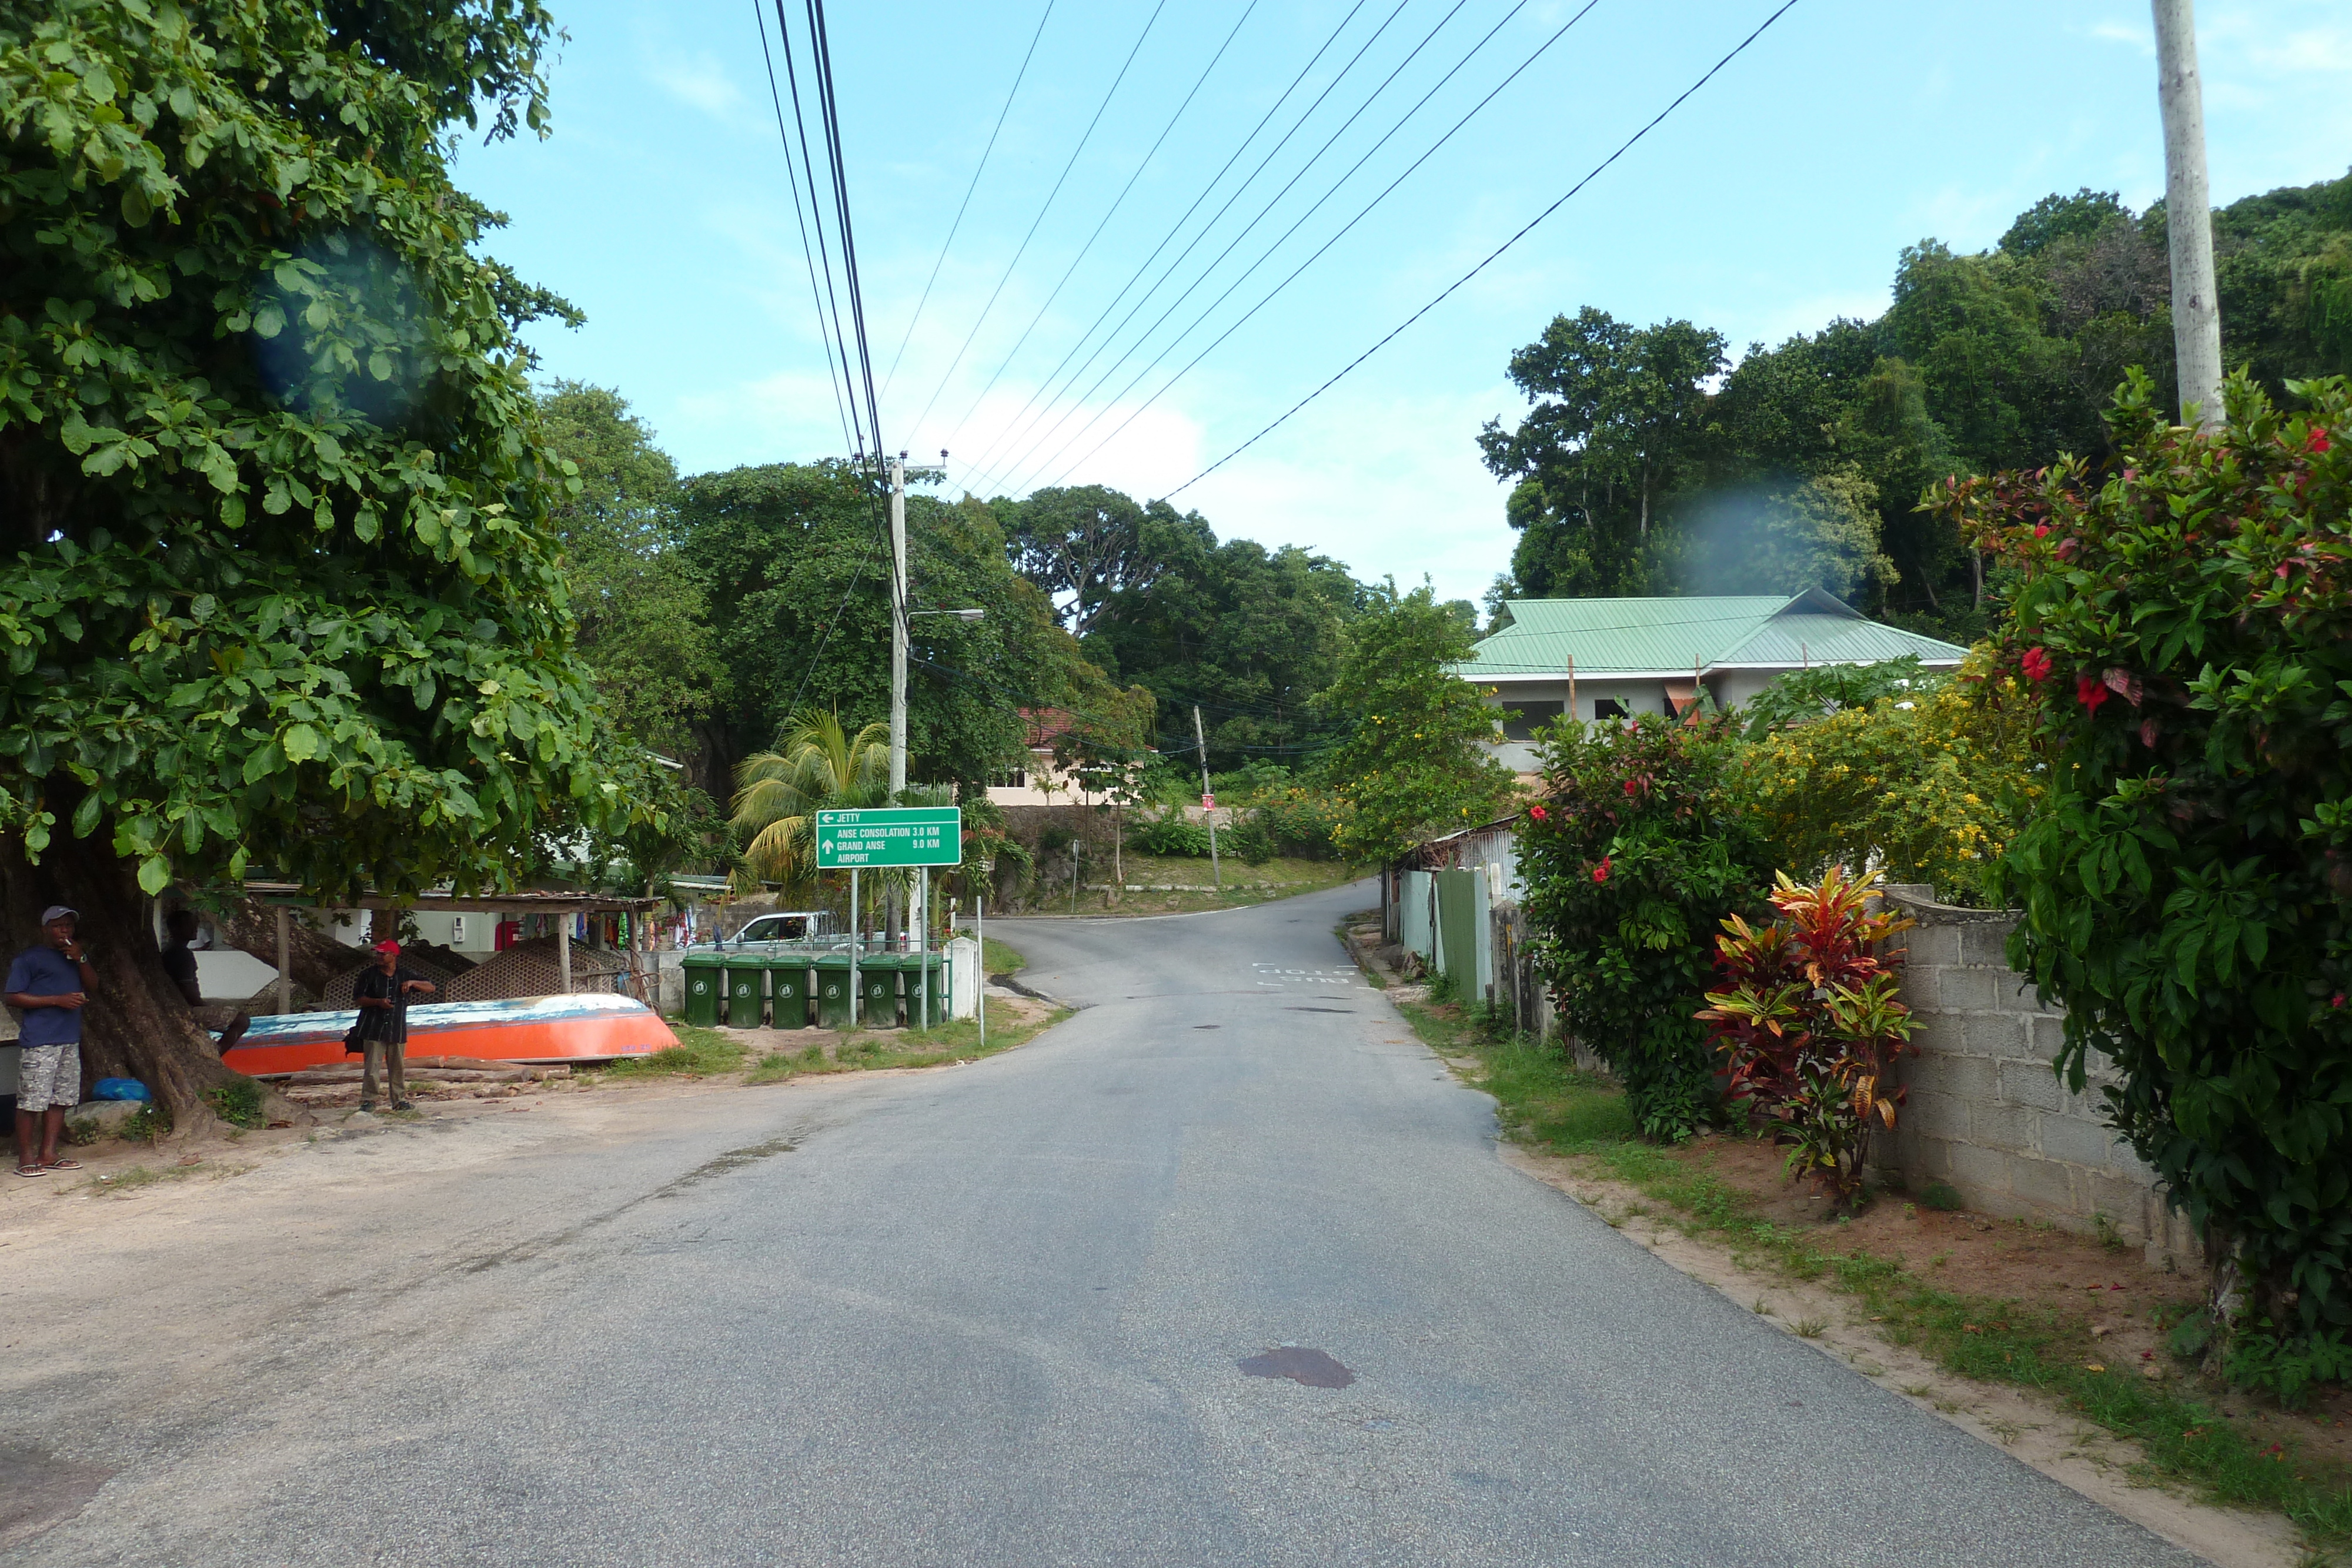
[1876,887,2200,1269]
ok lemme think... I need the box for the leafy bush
[1223,816,1276,865]
[202,1079,266,1130]
[1254,786,1354,860]
[118,1104,172,1145]
[1127,813,1211,858]
[1520,712,1772,1141]
[1699,867,1920,1203]
[1940,369,2351,1336]
[2219,1320,2352,1409]
[1729,647,2041,907]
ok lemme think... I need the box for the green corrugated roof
[1456,591,1966,678]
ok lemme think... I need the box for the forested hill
[1480,168,2352,642]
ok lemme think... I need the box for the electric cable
[964,0,1448,493]
[940,0,1263,456]
[1155,0,1803,500]
[879,0,1057,402]
[906,0,1173,444]
[952,0,1384,490]
[1015,0,1600,495]
[750,0,854,457]
[770,0,868,456]
[807,0,885,451]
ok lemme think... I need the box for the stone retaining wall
[1877,887,2200,1269]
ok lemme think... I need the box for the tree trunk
[0,825,248,1135]
[1638,459,1651,541]
[1972,549,1986,609]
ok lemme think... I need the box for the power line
[940,0,1264,455]
[768,0,868,456]
[750,0,854,456]
[1019,0,1601,495]
[1158,0,1803,500]
[805,0,884,452]
[952,0,1387,492]
[878,0,1057,404]
[965,0,1448,494]
[906,0,1172,444]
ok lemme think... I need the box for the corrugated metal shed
[1457,589,1966,680]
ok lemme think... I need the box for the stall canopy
[239,883,662,1014]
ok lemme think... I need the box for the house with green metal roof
[1454,590,1969,771]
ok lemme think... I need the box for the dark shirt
[351,966,426,1046]
[160,940,201,1002]
[6,946,85,1047]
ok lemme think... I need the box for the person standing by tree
[159,911,249,1054]
[6,907,97,1177]
[350,941,435,1114]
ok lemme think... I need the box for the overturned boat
[222,992,677,1078]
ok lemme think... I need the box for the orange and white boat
[222,992,677,1077]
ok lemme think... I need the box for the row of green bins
[684,950,951,1031]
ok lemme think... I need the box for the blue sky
[455,1,2352,604]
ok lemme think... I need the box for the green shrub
[1942,369,2352,1338]
[1520,711,1772,1141]
[1224,817,1275,865]
[1920,1181,1965,1212]
[118,1103,172,1144]
[1254,785,1354,860]
[1127,813,1211,858]
[203,1079,267,1130]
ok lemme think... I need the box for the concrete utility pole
[2153,0,2223,430]
[888,452,910,798]
[1192,704,1221,891]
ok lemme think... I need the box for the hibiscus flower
[2020,647,2053,683]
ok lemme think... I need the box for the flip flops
[13,1165,45,1178]
[44,1158,82,1171]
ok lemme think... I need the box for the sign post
[817,808,963,1033]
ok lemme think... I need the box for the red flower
[2032,524,2050,538]
[1623,777,1639,795]
[2311,427,2333,454]
[2077,674,2110,713]
[2020,647,2053,683]
[1592,855,1612,884]
[2333,994,2345,1009]
[1528,804,1549,822]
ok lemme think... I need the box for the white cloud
[2081,18,2152,54]
[647,54,748,122]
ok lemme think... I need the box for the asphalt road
[1,880,2200,1566]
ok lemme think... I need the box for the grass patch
[1371,972,2352,1550]
[744,998,1064,1085]
[600,1024,749,1079]
[116,1103,172,1144]
[981,935,1027,976]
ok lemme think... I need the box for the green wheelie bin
[682,951,723,1027]
[918,951,952,1025]
[722,952,767,1028]
[860,954,903,1027]
[766,951,812,1029]
[813,953,855,1030]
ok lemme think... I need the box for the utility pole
[2153,0,2223,430]
[888,452,909,797]
[1192,704,1221,891]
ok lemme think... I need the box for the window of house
[1593,698,1629,719]
[990,769,1028,790]
[1501,701,1565,741]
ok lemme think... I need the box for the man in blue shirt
[7,905,99,1178]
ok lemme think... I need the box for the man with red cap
[349,939,436,1112]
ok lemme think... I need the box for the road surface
[1,880,2199,1565]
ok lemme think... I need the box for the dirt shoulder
[0,983,1065,1246]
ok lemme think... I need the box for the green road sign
[814,807,963,869]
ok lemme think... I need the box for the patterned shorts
[16,1040,81,1113]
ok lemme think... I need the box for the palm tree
[731,711,890,888]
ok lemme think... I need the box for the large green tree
[1063,497,1366,770]
[0,0,623,1124]
[1478,308,1728,597]
[680,462,1101,797]
[538,382,722,758]
[1312,586,1514,865]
